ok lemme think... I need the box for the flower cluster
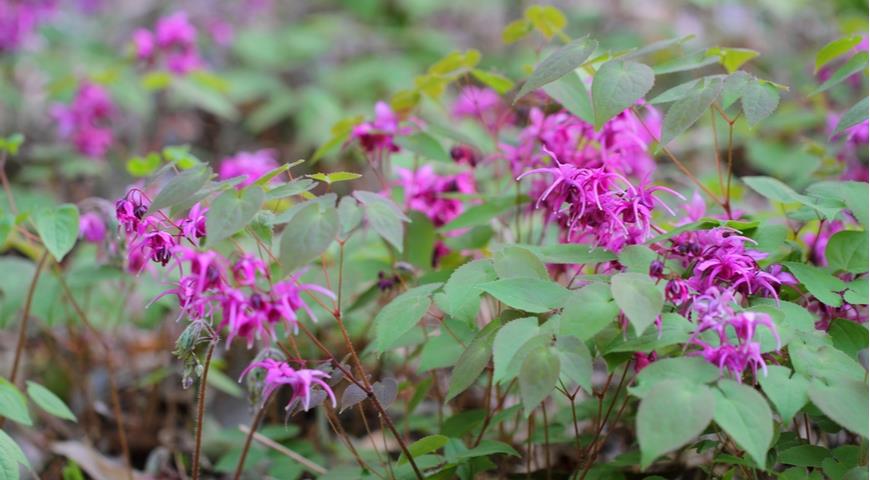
[240,358,336,412]
[133,11,202,75]
[396,164,476,263]
[162,249,335,348]
[114,189,205,272]
[79,212,107,243]
[687,288,780,379]
[218,149,280,188]
[0,0,54,51]
[452,86,515,134]
[502,103,660,179]
[518,147,680,252]
[52,82,114,158]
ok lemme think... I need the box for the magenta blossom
[351,101,411,155]
[52,82,114,158]
[233,255,268,286]
[133,11,202,75]
[79,212,106,243]
[452,86,514,134]
[687,288,780,380]
[0,0,55,52]
[240,358,336,412]
[218,149,279,188]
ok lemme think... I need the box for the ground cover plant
[0,1,868,479]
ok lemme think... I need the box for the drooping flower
[179,203,208,240]
[240,358,336,412]
[687,288,780,380]
[79,212,106,243]
[52,82,114,158]
[232,255,268,286]
[218,149,279,188]
[452,86,514,134]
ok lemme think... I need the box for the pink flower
[351,101,410,155]
[52,82,114,158]
[232,255,268,286]
[0,0,55,52]
[240,358,336,412]
[133,28,154,60]
[133,11,202,75]
[452,86,514,134]
[179,203,207,240]
[79,212,106,243]
[218,149,279,188]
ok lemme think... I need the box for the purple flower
[133,28,154,60]
[232,255,268,286]
[52,82,114,158]
[179,203,207,240]
[452,86,514,134]
[240,358,336,412]
[79,212,106,243]
[218,149,279,188]
[0,0,55,52]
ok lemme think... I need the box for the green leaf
[825,230,869,274]
[779,445,831,467]
[278,200,339,274]
[741,80,780,126]
[806,180,869,228]
[493,317,539,383]
[829,319,869,360]
[0,379,31,426]
[435,259,497,324]
[0,133,24,156]
[502,19,532,44]
[832,97,869,138]
[354,191,409,253]
[403,211,436,270]
[653,50,719,74]
[783,262,847,307]
[172,78,238,120]
[807,378,868,437]
[34,204,79,262]
[446,321,500,401]
[813,52,869,96]
[205,186,264,246]
[493,246,548,280]
[706,47,760,73]
[517,243,616,264]
[602,312,693,354]
[478,278,569,313]
[591,60,655,129]
[610,272,664,335]
[374,283,441,352]
[720,71,752,109]
[560,283,618,341]
[147,166,210,214]
[206,368,244,398]
[742,176,840,219]
[126,153,162,177]
[306,172,362,185]
[649,77,705,104]
[618,245,658,273]
[398,435,449,464]
[439,195,525,232]
[555,335,592,393]
[758,365,809,424]
[267,178,316,200]
[457,439,520,459]
[713,379,773,468]
[816,36,864,72]
[622,35,695,60]
[542,72,595,124]
[395,132,451,162]
[660,77,723,144]
[519,344,560,414]
[790,341,865,383]
[26,381,76,422]
[638,379,715,469]
[514,36,598,102]
[0,429,31,475]
[471,69,514,94]
[631,357,720,398]
[524,5,566,39]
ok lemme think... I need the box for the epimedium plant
[0,4,868,480]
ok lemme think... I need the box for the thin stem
[542,402,551,480]
[711,108,724,195]
[472,366,495,447]
[237,424,328,475]
[724,122,736,219]
[233,392,275,480]
[8,251,48,385]
[577,362,631,480]
[191,340,216,480]
[631,107,722,206]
